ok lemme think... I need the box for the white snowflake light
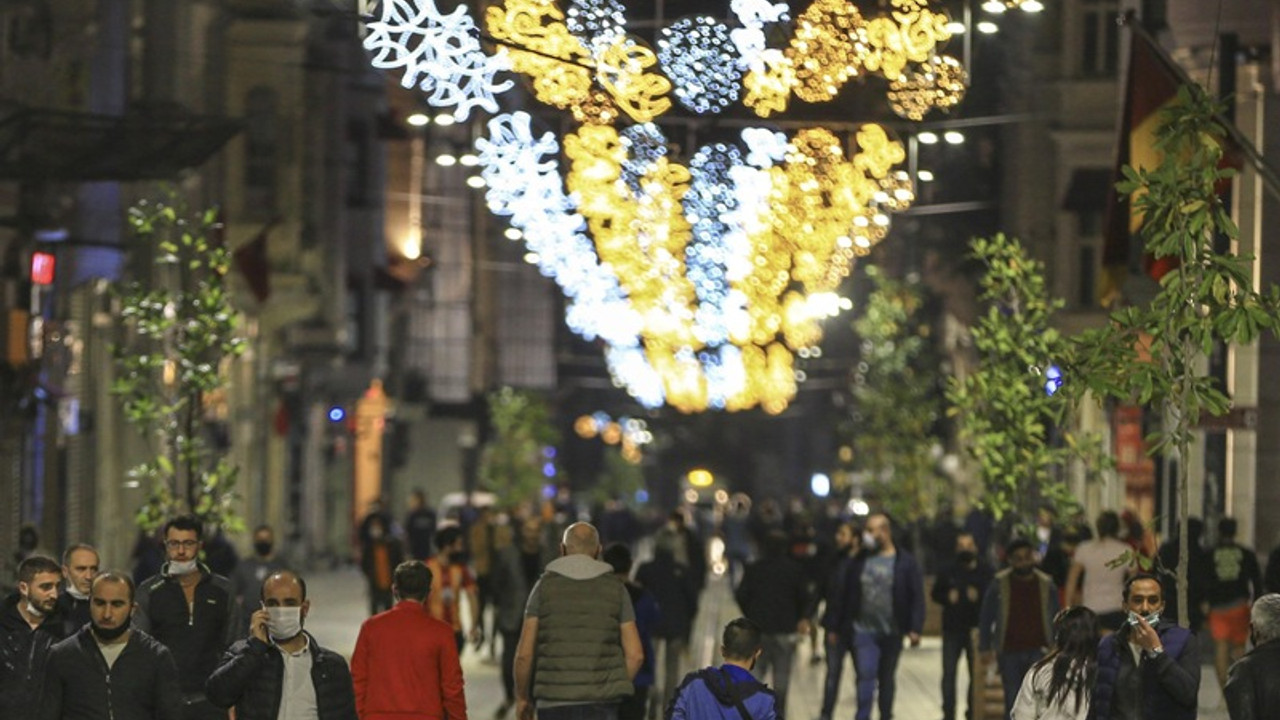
[363,0,513,120]
[657,16,742,114]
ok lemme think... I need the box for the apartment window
[244,86,278,219]
[346,119,371,208]
[1080,0,1120,77]
[1078,243,1099,307]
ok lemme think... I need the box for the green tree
[112,196,247,532]
[1068,87,1280,624]
[947,234,1104,529]
[590,445,646,506]
[478,387,561,504]
[849,265,944,521]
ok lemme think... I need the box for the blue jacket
[666,665,778,720]
[1092,622,1199,720]
[831,549,926,636]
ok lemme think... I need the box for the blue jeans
[538,704,619,720]
[820,632,855,719]
[996,649,1043,719]
[853,631,905,720]
[940,629,974,720]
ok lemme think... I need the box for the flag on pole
[1099,30,1184,304]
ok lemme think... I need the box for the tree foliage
[478,387,561,505]
[947,234,1105,528]
[1067,86,1280,623]
[112,196,246,533]
[849,265,944,521]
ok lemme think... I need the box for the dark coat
[1093,622,1199,720]
[830,549,926,637]
[930,560,994,633]
[54,592,91,637]
[637,553,699,640]
[134,563,238,695]
[205,632,357,720]
[1224,639,1280,720]
[39,626,184,720]
[1,592,67,717]
[734,554,810,635]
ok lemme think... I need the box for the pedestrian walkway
[303,566,1231,720]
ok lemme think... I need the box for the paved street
[305,567,1231,720]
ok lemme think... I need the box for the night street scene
[4,1,1280,719]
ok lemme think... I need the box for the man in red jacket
[352,560,468,720]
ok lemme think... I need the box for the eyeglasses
[165,540,199,550]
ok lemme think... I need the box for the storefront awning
[0,106,242,182]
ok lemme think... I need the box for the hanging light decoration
[363,0,968,414]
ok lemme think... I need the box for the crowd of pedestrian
[6,494,1280,720]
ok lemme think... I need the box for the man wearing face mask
[427,525,482,653]
[830,512,925,720]
[56,544,99,636]
[134,515,238,720]
[1,555,66,717]
[1092,573,1200,720]
[978,538,1059,720]
[665,618,778,720]
[206,571,356,720]
[930,532,992,720]
[39,571,183,720]
[231,525,291,635]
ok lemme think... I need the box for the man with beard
[1091,573,1200,720]
[1,555,65,717]
[978,538,1060,720]
[206,571,356,720]
[56,544,99,635]
[134,515,237,720]
[39,571,183,720]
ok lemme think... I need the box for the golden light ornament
[887,54,968,120]
[786,0,863,103]
[742,51,797,117]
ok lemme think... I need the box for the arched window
[244,85,277,218]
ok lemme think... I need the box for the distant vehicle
[437,491,498,523]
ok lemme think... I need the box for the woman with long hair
[1011,606,1099,720]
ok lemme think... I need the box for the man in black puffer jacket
[205,571,356,720]
[40,572,184,720]
[134,515,238,720]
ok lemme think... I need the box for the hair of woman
[1032,605,1099,713]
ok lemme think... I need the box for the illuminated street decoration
[887,54,968,120]
[657,16,741,114]
[363,0,513,120]
[363,0,966,414]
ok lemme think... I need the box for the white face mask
[25,600,46,618]
[862,531,878,551]
[266,607,304,641]
[167,559,199,576]
[66,584,89,601]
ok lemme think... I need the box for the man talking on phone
[205,571,357,720]
[1091,573,1201,720]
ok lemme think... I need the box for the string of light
[363,0,968,413]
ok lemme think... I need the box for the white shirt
[97,639,127,670]
[1072,538,1129,613]
[276,636,319,720]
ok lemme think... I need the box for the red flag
[1101,29,1243,304]
[234,219,277,303]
